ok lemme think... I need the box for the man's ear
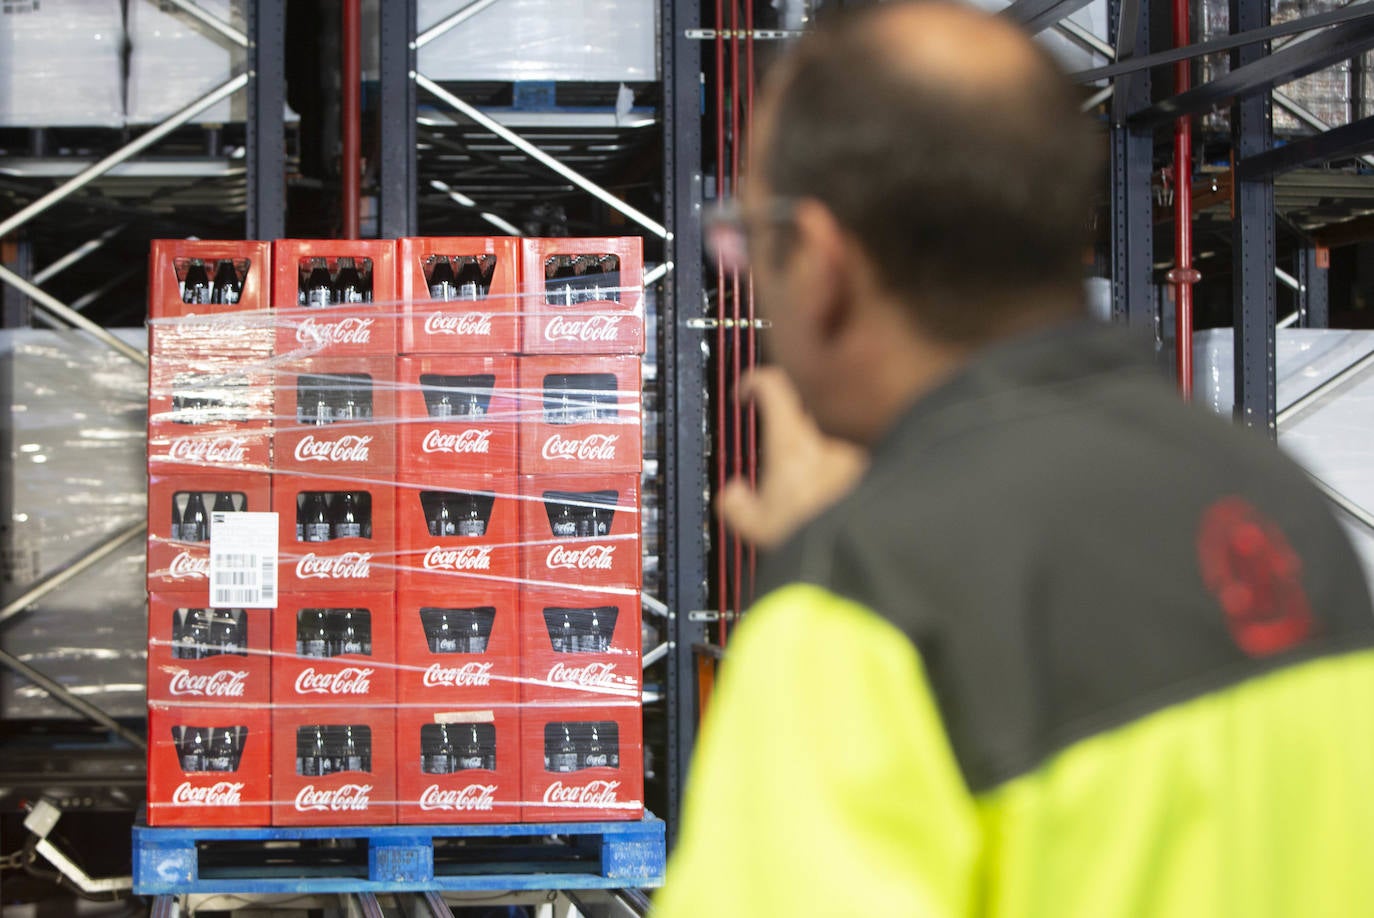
[789,200,854,340]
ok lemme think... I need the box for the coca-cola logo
[541,433,619,462]
[546,661,619,688]
[168,669,250,698]
[419,783,497,812]
[295,552,372,580]
[293,666,373,695]
[542,780,621,807]
[293,783,372,812]
[167,436,249,463]
[296,316,375,346]
[293,433,372,463]
[172,781,244,806]
[167,551,210,580]
[544,314,625,343]
[422,661,493,688]
[421,428,492,455]
[423,312,493,336]
[422,546,493,572]
[546,544,615,571]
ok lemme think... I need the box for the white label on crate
[422,546,493,572]
[294,783,373,812]
[544,314,625,343]
[167,551,210,580]
[421,428,492,455]
[295,552,372,580]
[173,781,244,806]
[423,662,494,688]
[294,434,373,463]
[294,666,374,696]
[546,544,615,571]
[168,669,250,698]
[209,512,278,608]
[296,316,375,346]
[424,312,493,336]
[546,661,620,689]
[541,433,619,462]
[542,780,621,807]
[167,436,250,464]
[419,784,498,812]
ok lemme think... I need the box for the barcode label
[208,512,279,609]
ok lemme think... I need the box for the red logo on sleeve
[1197,497,1314,657]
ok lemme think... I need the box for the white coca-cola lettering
[541,433,619,463]
[293,666,374,695]
[296,316,375,346]
[544,314,625,343]
[293,783,373,812]
[420,428,492,455]
[542,780,621,806]
[293,433,373,463]
[545,544,615,571]
[419,783,497,812]
[422,661,493,688]
[168,669,250,698]
[423,312,493,336]
[167,551,210,580]
[546,661,619,688]
[421,545,493,572]
[295,552,372,580]
[167,436,249,464]
[172,781,244,806]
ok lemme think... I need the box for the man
[653,3,1374,916]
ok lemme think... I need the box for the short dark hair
[762,3,1102,343]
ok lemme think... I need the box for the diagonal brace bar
[0,521,146,631]
[415,74,669,239]
[416,0,507,48]
[1237,113,1374,178]
[0,646,145,749]
[160,0,248,47]
[0,263,147,366]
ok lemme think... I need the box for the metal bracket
[685,317,771,330]
[687,610,739,622]
[24,800,133,895]
[685,28,802,40]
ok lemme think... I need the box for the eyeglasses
[704,198,797,274]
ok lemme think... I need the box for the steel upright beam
[379,0,419,237]
[662,0,708,847]
[1298,247,1330,328]
[247,0,285,240]
[1110,0,1155,331]
[1231,0,1277,436]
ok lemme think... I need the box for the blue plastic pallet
[132,813,665,895]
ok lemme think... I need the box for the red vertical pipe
[1172,0,1194,399]
[714,0,729,645]
[342,0,362,239]
[728,0,744,639]
[744,0,757,602]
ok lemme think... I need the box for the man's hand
[717,367,869,549]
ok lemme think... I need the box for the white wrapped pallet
[417,0,657,84]
[0,0,123,127]
[127,0,247,125]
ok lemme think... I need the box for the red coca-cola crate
[520,586,641,703]
[520,237,643,355]
[521,703,643,822]
[395,705,520,825]
[272,240,397,359]
[520,474,641,591]
[273,355,396,476]
[148,354,273,475]
[147,472,271,593]
[516,356,642,475]
[395,473,519,593]
[275,476,396,593]
[395,355,518,478]
[398,237,520,355]
[147,594,270,705]
[148,240,273,357]
[271,706,396,826]
[147,703,271,827]
[395,585,519,705]
[271,593,396,709]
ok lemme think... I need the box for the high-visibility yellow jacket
[654,324,1374,917]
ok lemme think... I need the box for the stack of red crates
[145,235,645,828]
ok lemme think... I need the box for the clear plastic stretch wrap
[2,328,148,719]
[144,237,646,827]
[0,0,124,127]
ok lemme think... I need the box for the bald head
[756,0,1101,344]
